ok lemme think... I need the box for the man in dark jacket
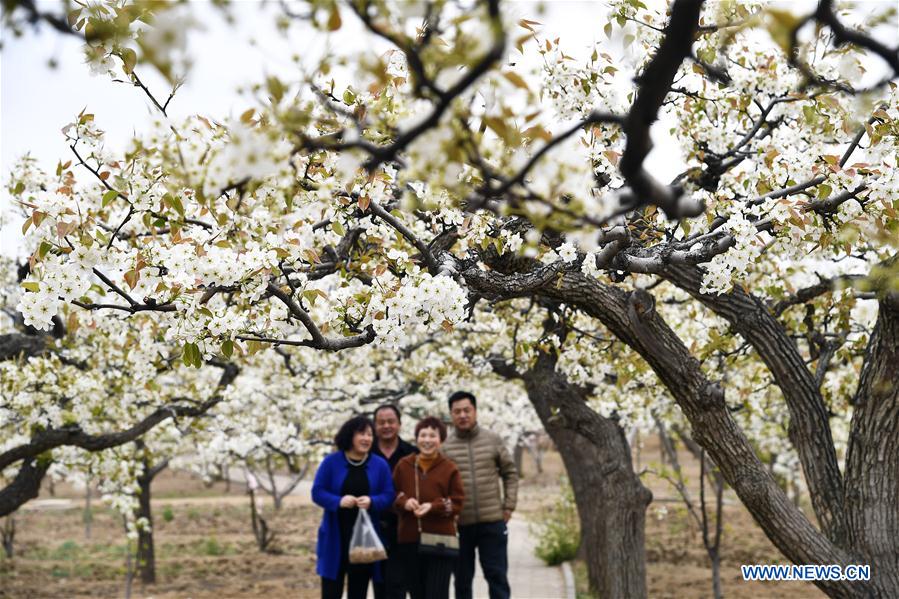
[371,404,417,599]
[443,391,519,599]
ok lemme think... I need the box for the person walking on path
[371,404,418,599]
[393,416,465,599]
[443,391,519,599]
[312,415,395,599]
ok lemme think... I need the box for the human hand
[441,498,453,514]
[414,502,432,517]
[356,495,371,509]
[340,495,357,508]
[404,498,421,512]
[503,509,512,523]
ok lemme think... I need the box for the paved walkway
[470,516,567,599]
[349,516,566,599]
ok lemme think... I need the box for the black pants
[372,534,407,599]
[454,521,510,599]
[395,543,456,599]
[321,561,372,599]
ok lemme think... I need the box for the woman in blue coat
[312,415,395,599]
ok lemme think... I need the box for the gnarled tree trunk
[845,300,899,592]
[495,350,652,598]
[135,457,169,585]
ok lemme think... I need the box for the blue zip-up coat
[311,451,395,580]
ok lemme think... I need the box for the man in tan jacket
[442,391,519,599]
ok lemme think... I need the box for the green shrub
[531,477,580,566]
[52,540,81,560]
[203,537,225,556]
[162,506,175,522]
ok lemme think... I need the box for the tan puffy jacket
[443,424,519,526]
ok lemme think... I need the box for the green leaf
[168,194,185,217]
[765,8,802,54]
[121,48,137,75]
[221,339,233,358]
[21,282,41,292]
[39,241,53,259]
[302,289,320,306]
[182,342,196,366]
[182,342,203,367]
[267,76,286,103]
[102,189,119,208]
[802,104,816,123]
[332,220,346,236]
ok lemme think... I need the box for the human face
[351,426,373,455]
[450,398,477,431]
[374,408,400,443]
[417,427,442,457]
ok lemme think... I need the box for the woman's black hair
[334,415,374,451]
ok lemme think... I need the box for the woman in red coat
[392,416,464,599]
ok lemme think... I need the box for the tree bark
[513,437,524,476]
[0,333,47,361]
[84,478,93,540]
[135,459,168,585]
[844,300,899,591]
[0,458,51,517]
[2,515,15,558]
[500,351,652,598]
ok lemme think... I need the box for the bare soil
[1,471,320,599]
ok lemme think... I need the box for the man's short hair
[415,416,448,442]
[448,391,477,411]
[334,415,374,451]
[373,404,401,422]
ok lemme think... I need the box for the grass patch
[530,477,580,566]
[572,559,596,599]
[200,537,233,556]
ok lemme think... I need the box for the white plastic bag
[348,509,387,564]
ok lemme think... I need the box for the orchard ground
[1,441,824,599]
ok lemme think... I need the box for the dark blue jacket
[311,451,395,580]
